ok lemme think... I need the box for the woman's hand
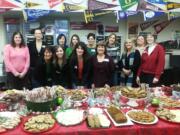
[136,76,140,85]
[153,77,159,84]
[19,73,25,79]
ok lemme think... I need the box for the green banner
[119,0,138,11]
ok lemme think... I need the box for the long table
[1,108,180,135]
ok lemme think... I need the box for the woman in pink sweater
[4,32,30,89]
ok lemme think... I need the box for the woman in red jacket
[136,34,165,87]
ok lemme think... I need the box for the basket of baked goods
[25,87,57,112]
[120,86,147,108]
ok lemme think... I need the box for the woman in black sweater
[89,41,115,88]
[53,46,69,87]
[69,42,89,88]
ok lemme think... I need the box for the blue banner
[118,11,138,19]
[147,0,167,4]
[23,9,55,22]
[143,10,165,21]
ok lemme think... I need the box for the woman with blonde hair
[119,39,141,87]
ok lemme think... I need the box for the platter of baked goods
[87,114,111,128]
[158,97,180,108]
[68,90,88,102]
[126,110,158,125]
[120,86,147,99]
[94,87,110,97]
[55,109,85,126]
[23,114,55,133]
[156,108,180,124]
[120,87,147,108]
[104,106,133,126]
[0,112,21,133]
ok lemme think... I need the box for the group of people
[3,28,165,90]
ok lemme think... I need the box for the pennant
[88,0,118,10]
[140,19,158,31]
[25,2,40,8]
[63,3,85,12]
[143,11,165,21]
[146,0,167,4]
[138,0,164,11]
[23,9,54,22]
[84,10,114,23]
[117,11,138,19]
[48,0,64,9]
[154,20,172,34]
[0,8,10,14]
[0,0,19,8]
[168,12,180,20]
[119,0,138,11]
[167,2,180,10]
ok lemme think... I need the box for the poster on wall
[70,22,97,30]
[96,36,105,43]
[45,35,54,45]
[105,26,119,32]
[96,24,104,35]
[45,25,54,35]
[128,22,138,38]
[55,20,68,44]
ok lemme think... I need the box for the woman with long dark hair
[69,42,89,88]
[66,34,80,59]
[53,46,69,87]
[4,31,30,89]
[33,46,54,87]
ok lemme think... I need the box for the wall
[0,15,6,63]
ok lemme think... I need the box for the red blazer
[137,44,165,79]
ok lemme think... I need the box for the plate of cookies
[126,109,158,125]
[23,114,55,133]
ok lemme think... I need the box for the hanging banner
[119,0,138,11]
[88,0,118,10]
[23,9,54,22]
[48,0,64,9]
[140,19,158,31]
[167,2,180,11]
[24,0,49,10]
[154,20,172,34]
[0,8,10,14]
[84,10,114,23]
[117,11,138,19]
[63,2,86,12]
[143,11,165,21]
[0,0,19,8]
[147,0,167,11]
[137,0,164,11]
